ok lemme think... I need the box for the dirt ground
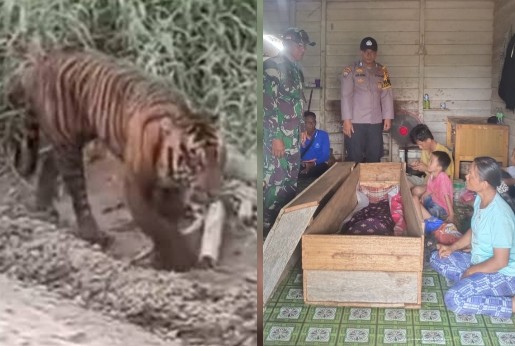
[0,274,180,346]
[0,154,257,346]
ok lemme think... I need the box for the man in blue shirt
[299,111,331,178]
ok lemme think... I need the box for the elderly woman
[430,156,515,318]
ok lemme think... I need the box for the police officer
[263,27,315,236]
[341,37,394,163]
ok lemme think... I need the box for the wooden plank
[425,55,492,67]
[326,55,420,67]
[425,20,492,32]
[325,87,419,101]
[285,162,353,212]
[303,248,422,272]
[304,270,420,305]
[301,55,322,67]
[295,1,322,11]
[326,32,420,45]
[263,206,319,305]
[326,44,419,56]
[304,165,360,235]
[327,1,419,10]
[328,20,419,32]
[328,133,343,146]
[325,76,418,89]
[425,44,493,55]
[303,300,422,309]
[424,77,492,89]
[291,22,321,34]
[425,66,492,78]
[302,234,423,271]
[401,171,425,237]
[359,162,402,182]
[325,66,420,78]
[326,8,419,21]
[295,9,322,22]
[426,1,494,9]
[425,31,493,45]
[422,88,492,101]
[427,101,491,110]
[425,9,493,21]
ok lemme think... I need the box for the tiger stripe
[8,48,225,266]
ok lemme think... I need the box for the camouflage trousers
[263,146,300,236]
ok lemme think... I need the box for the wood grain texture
[301,163,425,307]
[302,234,423,271]
[263,206,319,305]
[400,166,424,237]
[285,162,354,212]
[304,270,420,306]
[304,164,359,235]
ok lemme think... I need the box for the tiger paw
[28,205,59,224]
[77,217,113,248]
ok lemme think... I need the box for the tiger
[7,48,225,270]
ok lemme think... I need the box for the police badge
[382,66,392,89]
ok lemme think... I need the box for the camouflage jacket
[263,54,305,149]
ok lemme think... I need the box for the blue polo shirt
[301,129,330,165]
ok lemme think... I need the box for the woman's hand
[461,267,474,279]
[437,243,454,258]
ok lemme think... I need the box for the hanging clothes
[499,34,515,110]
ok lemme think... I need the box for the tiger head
[155,117,225,205]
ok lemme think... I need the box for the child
[412,151,455,223]
[408,124,454,198]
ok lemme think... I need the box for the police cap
[360,37,378,52]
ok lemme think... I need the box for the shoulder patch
[343,66,352,77]
[381,65,392,89]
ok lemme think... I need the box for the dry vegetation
[0,0,256,154]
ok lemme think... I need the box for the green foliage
[0,0,257,153]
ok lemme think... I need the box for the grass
[0,0,256,154]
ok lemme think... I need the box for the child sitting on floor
[412,151,455,223]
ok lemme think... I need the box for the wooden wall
[264,0,497,161]
[492,0,515,155]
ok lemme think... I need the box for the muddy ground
[0,153,257,346]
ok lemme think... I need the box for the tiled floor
[263,254,515,345]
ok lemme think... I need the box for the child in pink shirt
[412,151,455,223]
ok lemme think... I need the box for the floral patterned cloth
[343,200,394,235]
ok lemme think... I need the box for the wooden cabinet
[446,116,509,179]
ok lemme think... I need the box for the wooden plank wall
[264,0,293,35]
[423,0,494,145]
[263,0,497,161]
[492,0,515,155]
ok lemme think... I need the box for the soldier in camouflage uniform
[263,28,315,236]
